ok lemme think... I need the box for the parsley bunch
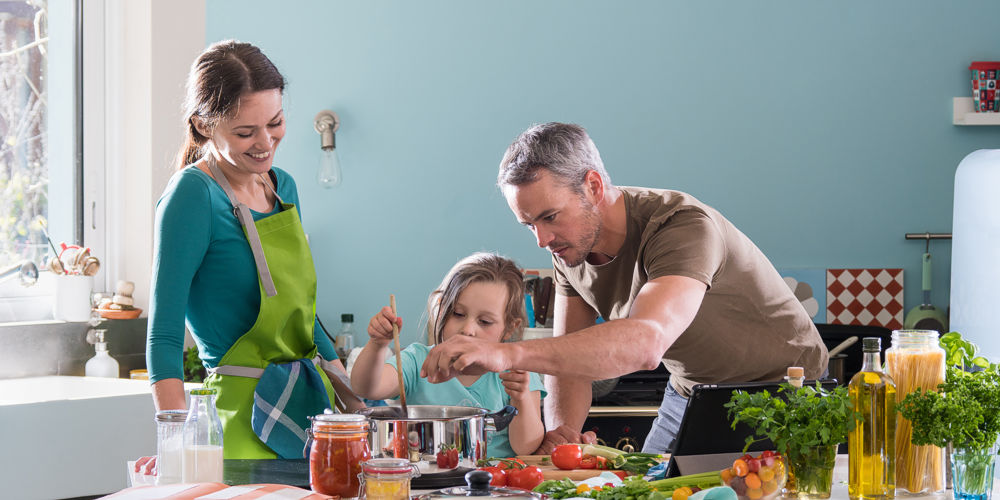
[725,382,858,464]
[897,332,1000,452]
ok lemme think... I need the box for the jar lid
[311,413,367,423]
[363,458,415,475]
[418,470,545,500]
[189,388,217,396]
[154,410,187,423]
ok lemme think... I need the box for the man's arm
[422,275,708,383]
[543,293,598,432]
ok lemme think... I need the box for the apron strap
[209,356,323,379]
[205,156,278,297]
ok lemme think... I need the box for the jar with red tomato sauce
[308,413,371,498]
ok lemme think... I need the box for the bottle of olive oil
[849,337,897,499]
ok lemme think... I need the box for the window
[0,0,81,321]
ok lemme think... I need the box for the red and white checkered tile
[826,268,904,329]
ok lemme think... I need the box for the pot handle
[486,405,518,432]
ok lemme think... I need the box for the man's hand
[421,335,512,383]
[533,425,597,455]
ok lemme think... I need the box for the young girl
[351,252,545,457]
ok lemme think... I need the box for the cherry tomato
[760,450,776,459]
[448,447,459,468]
[506,465,544,490]
[732,458,749,477]
[611,470,628,480]
[479,466,507,486]
[551,444,582,470]
[436,450,449,468]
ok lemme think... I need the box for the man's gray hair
[497,122,611,194]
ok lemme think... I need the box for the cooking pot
[416,469,545,500]
[358,405,517,476]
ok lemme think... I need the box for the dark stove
[582,364,670,451]
[591,364,670,407]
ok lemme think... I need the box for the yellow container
[129,369,149,380]
[885,329,946,495]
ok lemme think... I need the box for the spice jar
[154,410,187,485]
[360,458,420,500]
[308,413,371,498]
[885,329,946,495]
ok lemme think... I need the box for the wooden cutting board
[515,455,610,481]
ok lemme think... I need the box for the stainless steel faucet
[0,261,39,287]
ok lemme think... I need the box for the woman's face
[208,89,285,176]
[440,281,510,343]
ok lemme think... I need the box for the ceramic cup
[53,274,94,321]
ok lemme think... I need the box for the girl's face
[441,281,510,343]
[207,89,286,176]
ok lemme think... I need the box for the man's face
[504,170,601,267]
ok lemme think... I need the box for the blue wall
[207,1,1000,347]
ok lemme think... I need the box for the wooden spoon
[390,294,408,417]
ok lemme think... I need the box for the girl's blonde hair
[426,253,527,345]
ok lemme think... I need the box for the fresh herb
[725,382,858,462]
[183,345,207,382]
[897,332,1000,497]
[533,472,721,500]
[897,332,1000,451]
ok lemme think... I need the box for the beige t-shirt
[553,187,828,397]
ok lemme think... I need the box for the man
[422,122,828,453]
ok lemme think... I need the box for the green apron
[202,158,336,459]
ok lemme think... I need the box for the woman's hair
[497,122,611,194]
[426,253,527,345]
[175,40,286,170]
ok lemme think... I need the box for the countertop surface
[127,455,993,499]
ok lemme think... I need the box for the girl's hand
[367,306,402,347]
[500,369,532,404]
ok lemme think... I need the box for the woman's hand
[500,369,532,405]
[134,455,157,476]
[367,306,402,347]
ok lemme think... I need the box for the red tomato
[580,456,597,469]
[480,466,507,486]
[760,450,776,459]
[436,450,449,468]
[611,470,628,480]
[507,465,544,490]
[551,444,583,470]
[448,447,459,468]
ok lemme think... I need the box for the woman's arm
[320,358,367,412]
[151,378,187,410]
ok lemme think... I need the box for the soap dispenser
[85,329,120,378]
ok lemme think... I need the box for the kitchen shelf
[953,97,1000,125]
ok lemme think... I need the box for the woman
[146,40,363,460]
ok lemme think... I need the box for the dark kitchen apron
[201,158,336,459]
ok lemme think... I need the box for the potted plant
[725,382,858,499]
[897,332,1000,499]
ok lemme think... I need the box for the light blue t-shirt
[388,343,546,458]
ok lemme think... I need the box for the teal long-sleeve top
[146,166,336,384]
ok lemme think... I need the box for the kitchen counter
[125,455,993,499]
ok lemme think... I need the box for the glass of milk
[182,388,224,483]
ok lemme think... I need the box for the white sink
[0,375,199,500]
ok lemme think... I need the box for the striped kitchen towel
[251,359,333,458]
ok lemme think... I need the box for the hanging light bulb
[314,110,342,188]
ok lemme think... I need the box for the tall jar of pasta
[885,329,946,495]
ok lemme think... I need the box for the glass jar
[182,388,224,483]
[360,458,420,500]
[885,329,946,494]
[308,413,372,498]
[154,410,187,485]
